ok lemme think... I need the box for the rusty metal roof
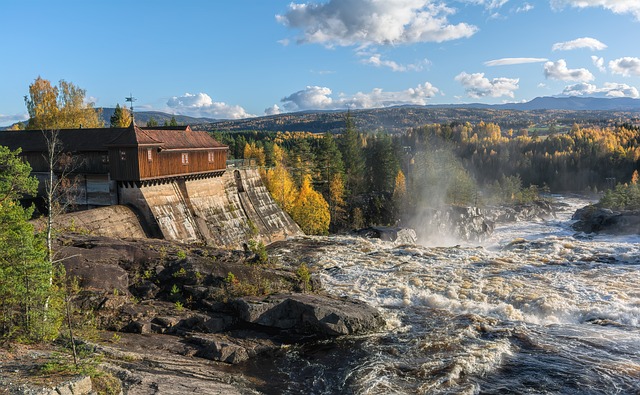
[0,124,227,152]
[0,128,128,152]
[135,126,226,150]
[108,125,226,149]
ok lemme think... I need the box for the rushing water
[262,196,640,394]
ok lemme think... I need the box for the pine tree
[313,133,346,228]
[110,104,132,128]
[339,112,365,200]
[368,133,400,194]
[0,146,63,342]
[290,138,315,187]
[315,132,344,198]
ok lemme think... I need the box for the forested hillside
[216,116,640,231]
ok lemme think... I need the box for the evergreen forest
[213,116,640,234]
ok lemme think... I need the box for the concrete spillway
[60,168,302,249]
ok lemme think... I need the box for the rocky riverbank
[572,205,640,234]
[4,234,385,394]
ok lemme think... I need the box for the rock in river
[232,294,386,337]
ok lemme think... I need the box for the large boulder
[232,294,385,337]
[572,205,640,234]
[415,206,495,243]
[484,200,557,223]
[355,226,417,244]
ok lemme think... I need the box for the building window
[181,152,189,165]
[147,148,153,162]
[120,150,126,161]
[208,151,215,163]
[102,154,109,164]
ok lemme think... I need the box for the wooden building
[0,124,228,207]
[107,125,227,186]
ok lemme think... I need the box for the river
[250,196,640,394]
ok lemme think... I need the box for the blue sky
[2,0,640,126]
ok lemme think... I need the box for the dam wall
[35,205,148,240]
[112,167,303,248]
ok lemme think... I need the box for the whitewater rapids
[265,196,640,394]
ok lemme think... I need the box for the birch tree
[24,77,103,130]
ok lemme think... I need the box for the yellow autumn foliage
[291,174,330,235]
[265,165,298,212]
[25,77,103,130]
[243,142,265,166]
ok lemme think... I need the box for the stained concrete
[37,205,148,239]
[110,168,303,248]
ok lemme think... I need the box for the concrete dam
[57,168,303,248]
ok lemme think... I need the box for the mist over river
[245,196,640,394]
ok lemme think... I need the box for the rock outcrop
[354,226,417,244]
[484,200,556,223]
[415,206,495,243]
[56,233,384,375]
[572,205,640,234]
[233,294,385,337]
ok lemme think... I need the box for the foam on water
[278,196,640,393]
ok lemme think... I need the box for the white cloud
[591,55,606,72]
[345,82,441,108]
[280,86,334,111]
[544,59,595,81]
[264,105,281,115]
[463,0,509,10]
[454,72,519,98]
[311,69,336,75]
[550,0,640,20]
[84,96,99,106]
[166,93,254,119]
[484,57,548,66]
[361,53,430,72]
[515,3,533,12]
[609,57,640,76]
[0,113,28,127]
[277,82,440,112]
[561,82,639,98]
[276,0,478,47]
[552,37,607,51]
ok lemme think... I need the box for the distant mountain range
[200,96,640,134]
[98,108,216,126]
[440,96,640,111]
[5,97,640,132]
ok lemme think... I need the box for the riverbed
[255,196,640,394]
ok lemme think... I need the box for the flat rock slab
[232,294,385,337]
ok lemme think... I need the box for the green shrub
[176,249,187,260]
[91,372,122,395]
[599,183,640,210]
[247,239,268,264]
[296,263,311,293]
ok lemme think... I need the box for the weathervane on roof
[125,94,136,125]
